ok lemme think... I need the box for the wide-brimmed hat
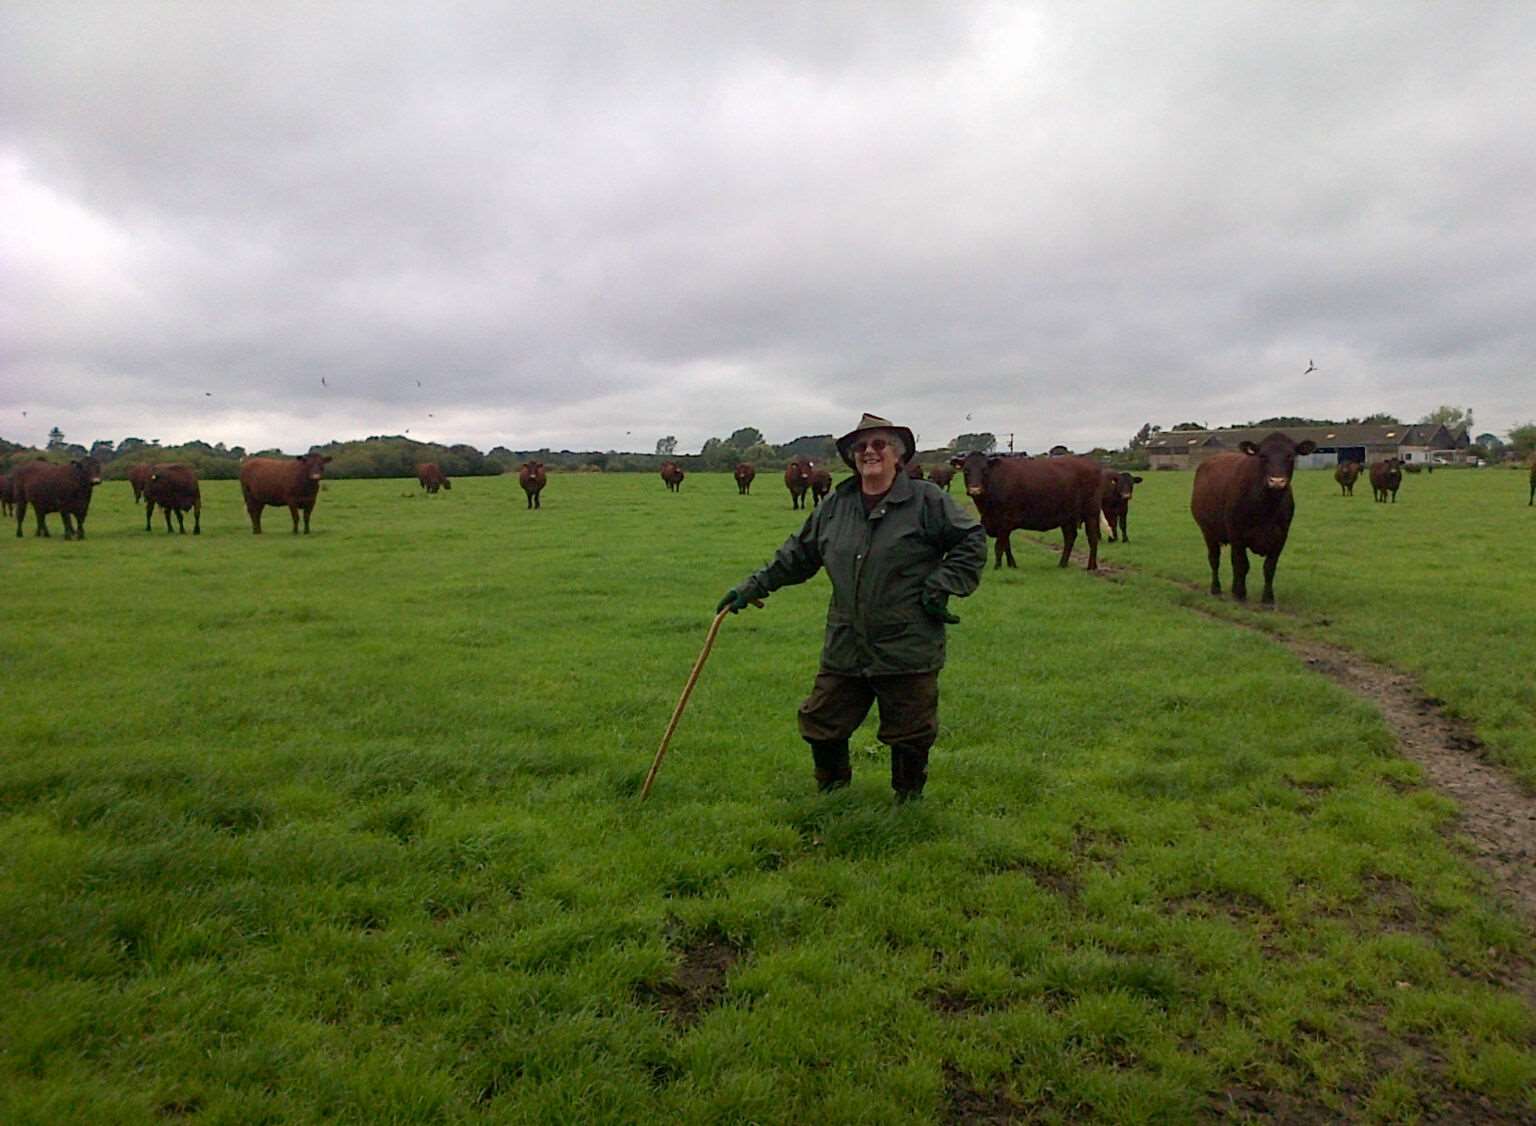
[836,413,917,469]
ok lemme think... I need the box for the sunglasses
[851,438,892,454]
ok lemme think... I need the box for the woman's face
[852,430,901,481]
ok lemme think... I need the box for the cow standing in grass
[809,465,832,507]
[416,463,451,494]
[1190,432,1315,606]
[1370,458,1403,503]
[660,461,684,492]
[519,461,547,509]
[143,464,201,534]
[1334,461,1362,496]
[239,453,331,534]
[1099,470,1144,543]
[13,457,103,539]
[929,464,954,492]
[784,458,813,509]
[734,462,755,495]
[127,462,154,504]
[950,451,1104,570]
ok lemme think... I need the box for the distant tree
[1475,432,1502,451]
[46,426,66,450]
[1245,416,1338,428]
[1169,422,1206,431]
[1127,423,1158,450]
[655,436,677,457]
[1358,412,1400,425]
[726,427,763,449]
[738,441,776,466]
[1506,422,1536,459]
[776,434,838,461]
[89,439,116,461]
[1419,405,1473,432]
[950,432,997,454]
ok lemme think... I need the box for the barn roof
[1146,423,1468,452]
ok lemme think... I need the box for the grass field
[3,467,1533,1123]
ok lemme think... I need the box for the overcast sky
[3,2,1533,456]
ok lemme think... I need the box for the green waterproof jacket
[738,473,987,675]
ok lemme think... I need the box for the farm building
[1145,423,1469,470]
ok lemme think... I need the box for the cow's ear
[1239,441,1259,455]
[1131,475,1144,483]
[1294,441,1316,455]
[948,456,963,468]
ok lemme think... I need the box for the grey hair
[874,430,906,458]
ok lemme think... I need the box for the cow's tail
[1099,512,1111,537]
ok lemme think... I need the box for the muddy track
[1022,534,1536,925]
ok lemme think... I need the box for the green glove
[716,588,752,615]
[921,593,960,625]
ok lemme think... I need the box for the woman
[717,414,987,799]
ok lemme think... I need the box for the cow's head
[950,450,1000,497]
[1106,471,1143,500]
[1239,434,1314,491]
[73,457,104,486]
[788,459,811,484]
[298,452,331,480]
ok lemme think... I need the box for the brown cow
[733,462,755,495]
[1369,458,1402,503]
[809,465,832,507]
[416,463,451,494]
[13,456,103,539]
[1099,469,1144,543]
[127,462,154,504]
[1334,461,1362,496]
[239,453,331,534]
[1191,432,1316,605]
[784,458,813,508]
[143,463,201,534]
[519,461,547,509]
[0,474,11,517]
[906,461,925,480]
[660,460,685,492]
[950,451,1104,570]
[929,464,954,492]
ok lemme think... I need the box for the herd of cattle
[6,443,1535,604]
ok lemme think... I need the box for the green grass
[2,470,1533,1123]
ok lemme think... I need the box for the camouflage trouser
[796,671,940,750]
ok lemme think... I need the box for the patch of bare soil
[636,927,740,1029]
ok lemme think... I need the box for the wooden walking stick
[640,601,757,801]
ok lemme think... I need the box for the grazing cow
[239,453,331,534]
[950,451,1104,570]
[1099,470,1144,543]
[13,457,103,539]
[907,461,926,480]
[127,462,154,504]
[733,462,755,495]
[519,461,547,509]
[1190,432,1316,606]
[1334,461,1362,496]
[784,458,813,509]
[143,463,201,534]
[809,465,832,507]
[660,461,685,492]
[416,463,451,494]
[1369,458,1402,503]
[929,464,954,492]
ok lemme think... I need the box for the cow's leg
[173,510,185,534]
[34,510,49,537]
[145,502,154,531]
[1206,538,1223,595]
[192,504,201,535]
[1231,545,1250,601]
[1260,552,1281,606]
[248,503,263,534]
[1057,522,1076,568]
[163,506,174,532]
[1119,513,1129,543]
[14,498,25,537]
[1081,515,1098,571]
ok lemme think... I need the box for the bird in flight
[204,391,213,396]
[965,412,973,421]
[1304,359,1318,374]
[415,380,421,387]
[321,376,327,386]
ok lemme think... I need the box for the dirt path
[1026,535,1536,924]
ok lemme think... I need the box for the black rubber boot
[809,740,852,792]
[891,746,930,802]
